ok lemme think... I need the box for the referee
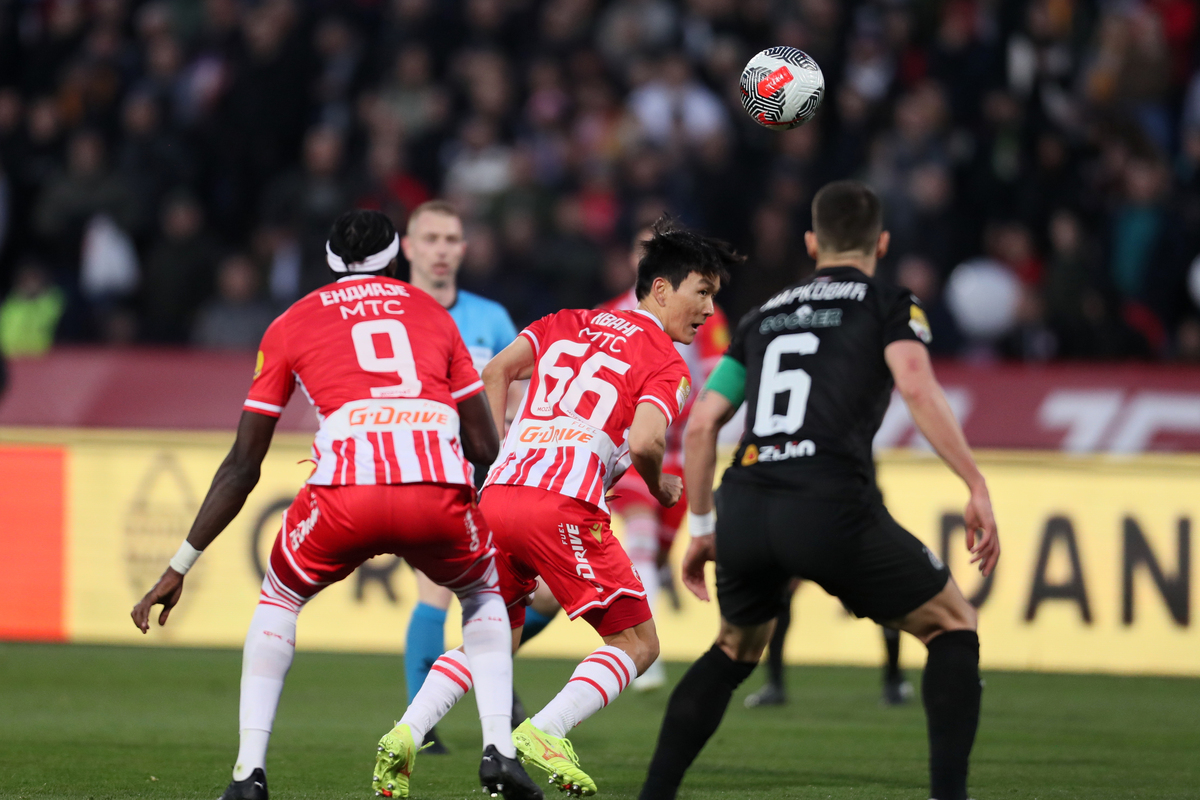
[638,180,999,800]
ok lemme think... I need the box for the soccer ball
[739,47,825,130]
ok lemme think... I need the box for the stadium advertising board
[1,432,1197,675]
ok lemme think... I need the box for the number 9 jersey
[485,308,691,512]
[244,275,485,487]
[715,266,931,493]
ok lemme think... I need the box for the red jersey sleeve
[449,330,485,401]
[518,314,553,356]
[244,315,295,418]
[637,355,692,428]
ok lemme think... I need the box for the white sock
[233,572,305,780]
[399,649,473,746]
[459,587,517,757]
[531,646,636,737]
[625,515,659,614]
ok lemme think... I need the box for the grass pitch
[1,643,1198,799]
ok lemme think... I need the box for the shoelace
[557,737,580,767]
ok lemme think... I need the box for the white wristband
[169,541,203,575]
[688,511,715,538]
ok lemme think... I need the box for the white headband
[326,233,400,273]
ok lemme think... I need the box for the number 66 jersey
[485,308,691,513]
[244,275,485,487]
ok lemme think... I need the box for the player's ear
[876,230,890,260]
[652,275,671,306]
[804,231,819,260]
[400,235,413,261]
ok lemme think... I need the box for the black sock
[922,630,981,800]
[766,602,792,688]
[638,644,757,800]
[883,626,902,681]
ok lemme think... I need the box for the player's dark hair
[635,217,740,300]
[327,209,398,274]
[812,180,883,255]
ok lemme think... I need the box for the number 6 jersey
[715,266,930,494]
[484,308,691,513]
[244,275,485,487]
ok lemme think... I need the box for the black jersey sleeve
[882,290,932,348]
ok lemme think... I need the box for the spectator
[192,253,277,349]
[33,129,141,269]
[0,260,65,356]
[261,125,360,295]
[627,52,729,146]
[116,92,194,226]
[442,116,513,208]
[896,254,961,357]
[140,191,222,343]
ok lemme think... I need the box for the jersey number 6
[753,332,820,437]
[351,319,423,398]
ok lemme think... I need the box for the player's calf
[895,582,982,800]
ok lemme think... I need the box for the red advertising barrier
[0,348,318,432]
[3,350,1200,452]
[873,362,1200,453]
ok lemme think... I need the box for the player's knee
[634,634,661,675]
[607,624,659,674]
[715,620,769,664]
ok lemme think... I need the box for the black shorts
[714,480,949,625]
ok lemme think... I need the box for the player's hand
[681,535,716,602]
[131,568,186,633]
[653,474,683,508]
[964,485,1000,577]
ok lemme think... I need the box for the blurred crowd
[2,0,1200,361]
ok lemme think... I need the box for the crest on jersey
[909,303,932,344]
[254,350,265,379]
[676,376,692,413]
[741,443,759,466]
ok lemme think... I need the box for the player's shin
[638,644,756,800]
[922,630,981,800]
[530,645,637,737]
[234,594,302,781]
[459,588,517,757]
[398,649,473,746]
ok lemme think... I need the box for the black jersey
[721,265,931,493]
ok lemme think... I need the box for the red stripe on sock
[431,664,470,693]
[569,676,609,706]
[257,599,299,613]
[438,655,473,683]
[591,650,631,686]
[583,656,628,690]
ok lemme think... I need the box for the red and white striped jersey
[598,288,730,469]
[484,308,690,512]
[245,275,483,487]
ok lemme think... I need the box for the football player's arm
[457,392,500,465]
[481,336,535,437]
[132,410,277,632]
[680,358,744,601]
[885,340,999,576]
[628,403,681,508]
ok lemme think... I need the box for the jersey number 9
[351,319,424,398]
